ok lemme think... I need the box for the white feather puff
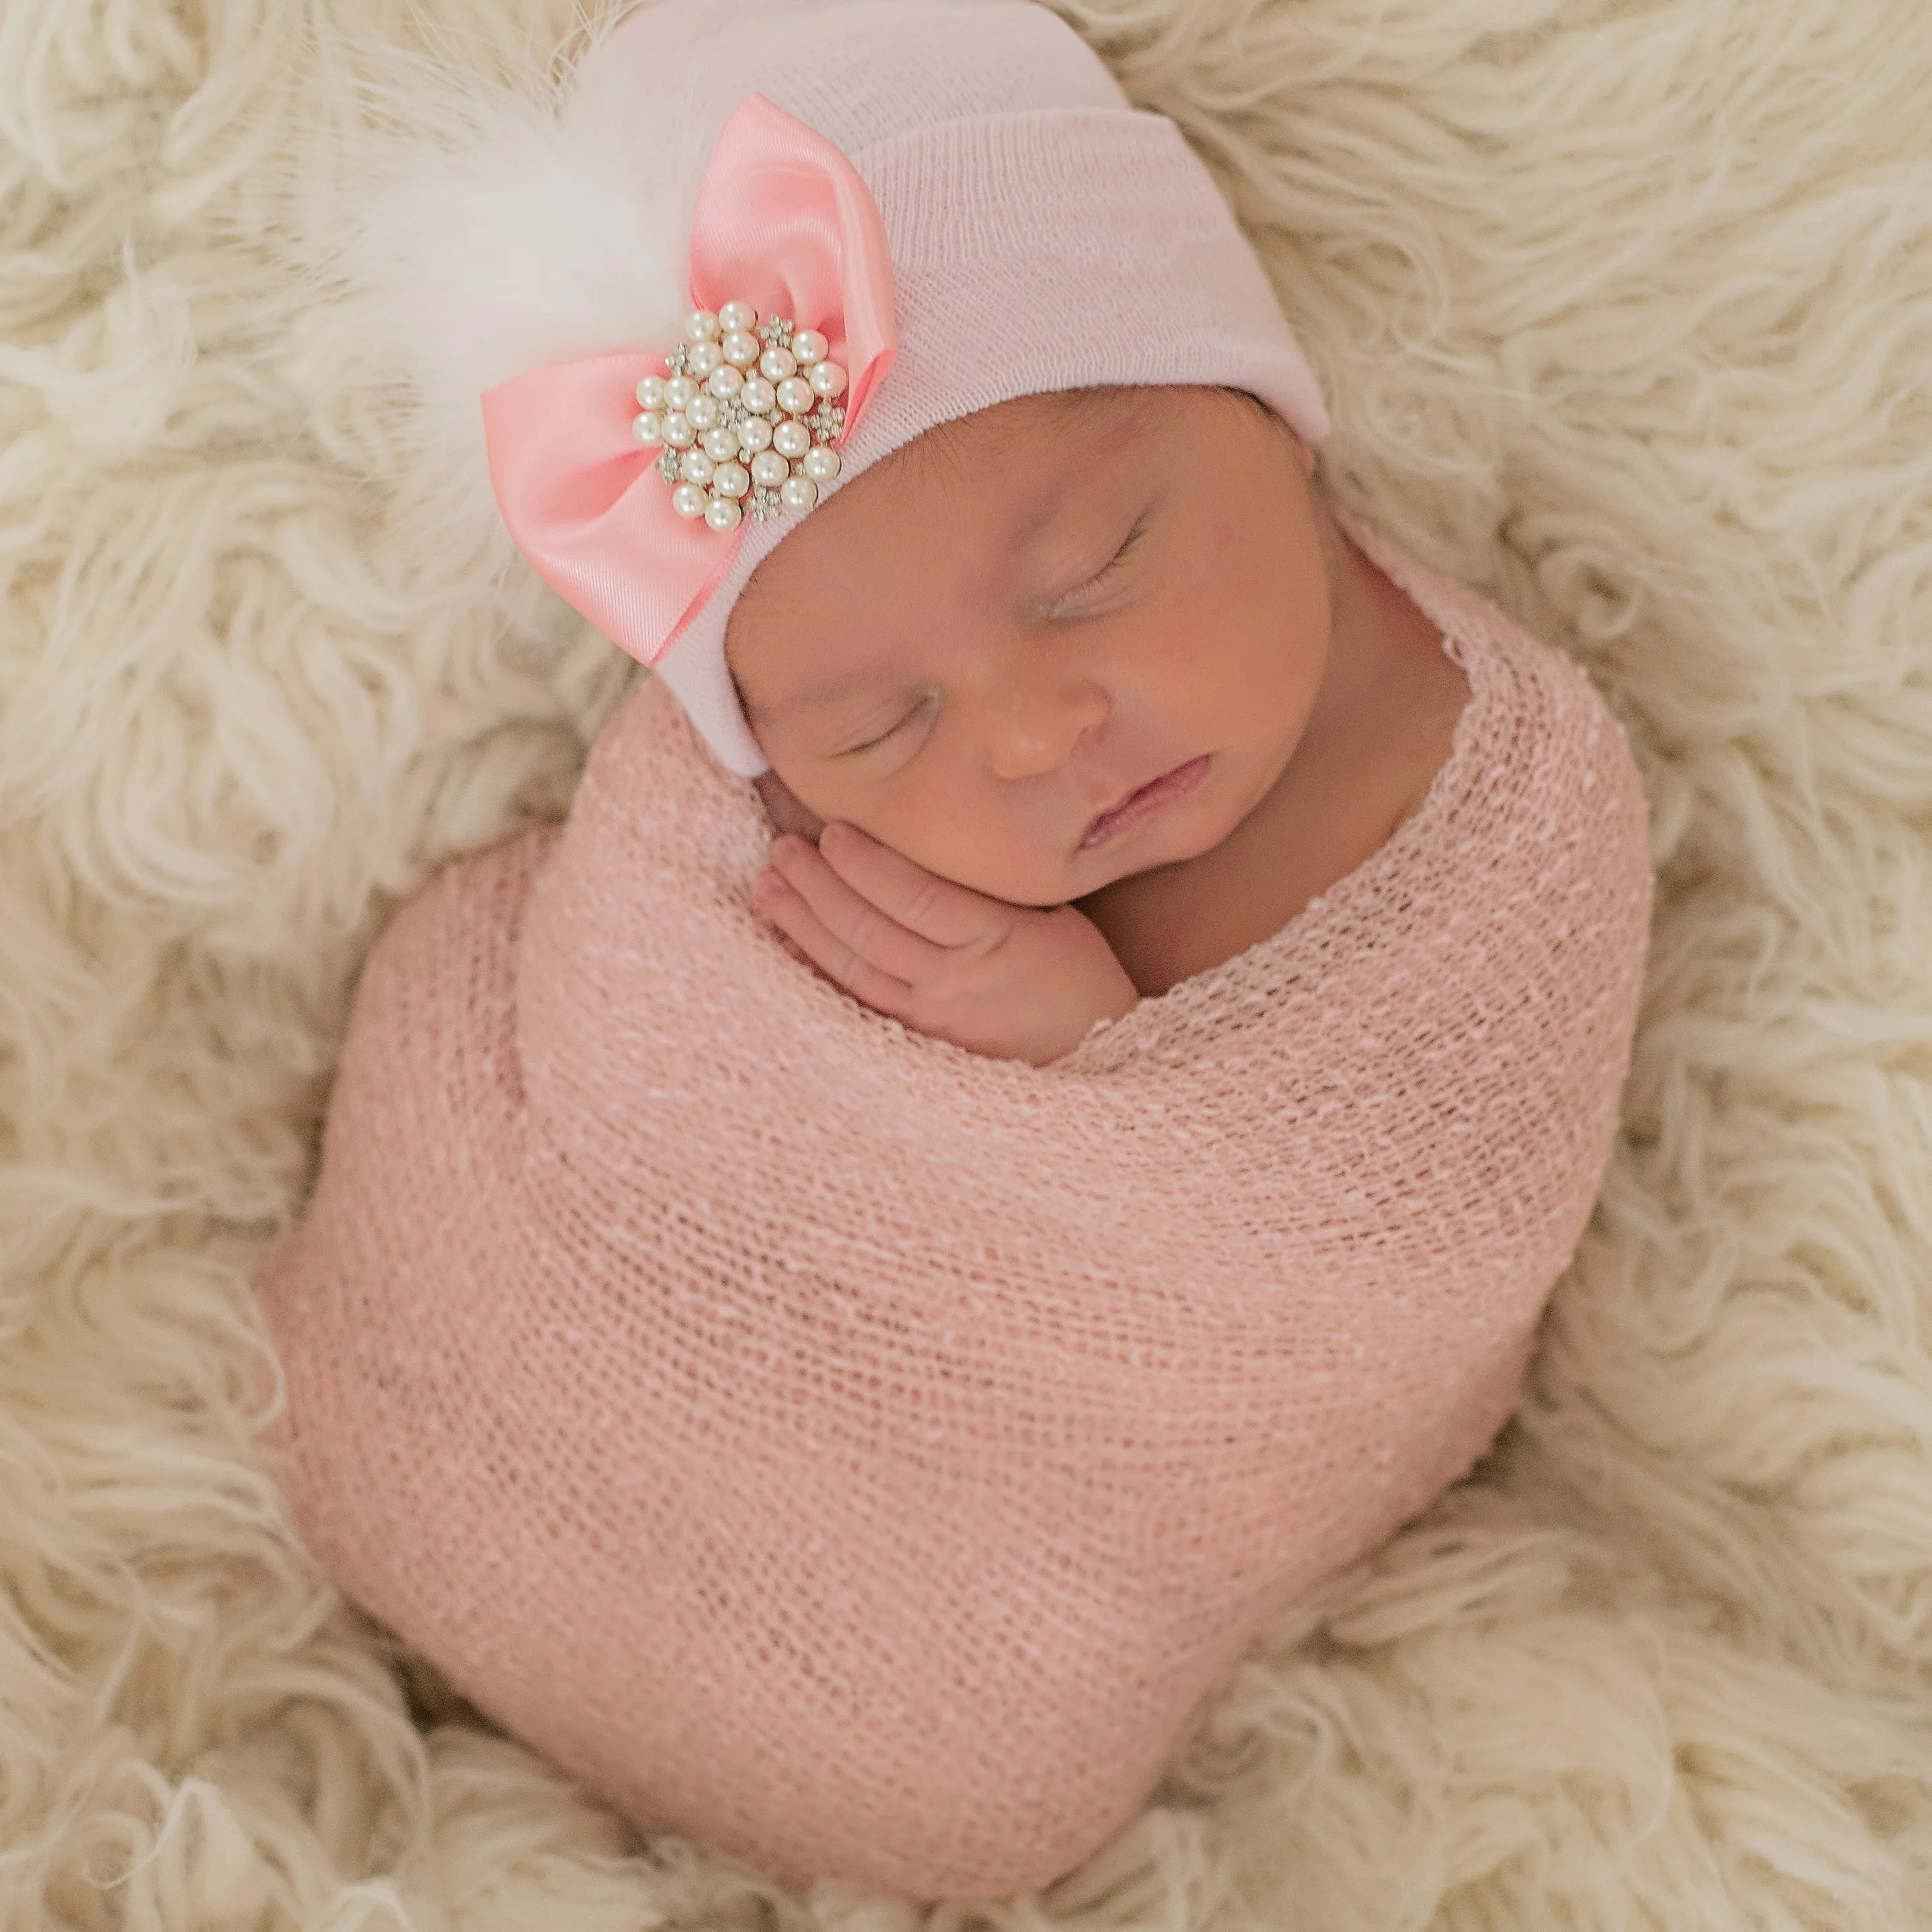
[312,14,712,563]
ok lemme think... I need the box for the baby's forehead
[729,386,1253,660]
[863,387,1184,553]
[904,384,1175,464]
[890,386,1270,515]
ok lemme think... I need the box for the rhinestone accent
[636,300,847,530]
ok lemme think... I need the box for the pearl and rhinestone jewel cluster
[631,300,848,530]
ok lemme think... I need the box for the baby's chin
[918,790,1252,908]
[939,836,1193,911]
[756,768,1235,910]
[882,843,1088,910]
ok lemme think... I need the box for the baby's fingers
[757,838,935,1003]
[816,822,1009,949]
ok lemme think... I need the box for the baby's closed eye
[837,511,1154,761]
[1053,510,1149,614]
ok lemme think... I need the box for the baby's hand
[750,823,1138,1067]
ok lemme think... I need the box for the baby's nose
[983,677,1109,782]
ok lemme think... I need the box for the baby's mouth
[1079,755,1211,851]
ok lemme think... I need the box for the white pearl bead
[685,309,719,342]
[687,340,723,377]
[772,420,811,460]
[671,480,708,518]
[680,449,715,485]
[779,474,818,512]
[702,425,739,461]
[687,394,720,431]
[706,363,743,399]
[739,375,776,415]
[635,375,666,410]
[801,445,840,482]
[722,330,760,368]
[776,376,815,414]
[749,450,789,488]
[705,495,744,531]
[735,413,773,453]
[665,375,698,409]
[660,412,695,449]
[790,329,828,368]
[631,410,664,445]
[712,462,751,499]
[718,299,757,334]
[809,359,847,400]
[758,345,797,382]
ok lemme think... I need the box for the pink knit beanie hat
[441,0,1330,776]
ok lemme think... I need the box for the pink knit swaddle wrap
[260,520,1654,1898]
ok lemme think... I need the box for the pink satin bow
[481,93,898,668]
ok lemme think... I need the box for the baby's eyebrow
[741,664,887,725]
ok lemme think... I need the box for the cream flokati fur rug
[4,0,1932,1921]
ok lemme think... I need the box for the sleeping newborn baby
[261,0,1653,1904]
[733,383,1472,1061]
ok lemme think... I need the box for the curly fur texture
[3,0,1931,1925]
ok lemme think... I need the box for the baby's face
[724,385,1333,908]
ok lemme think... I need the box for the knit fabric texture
[259,513,1654,1900]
